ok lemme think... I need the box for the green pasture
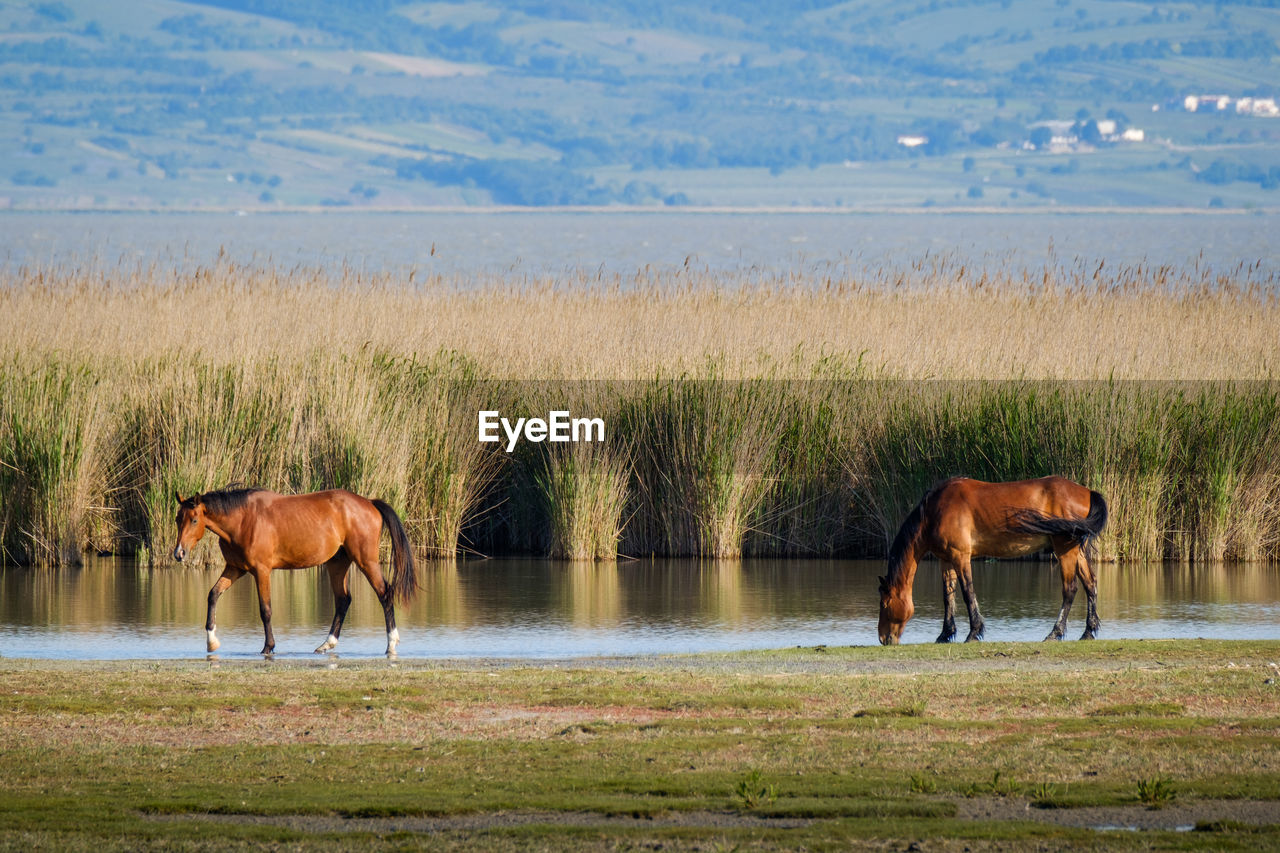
[1,640,1278,850]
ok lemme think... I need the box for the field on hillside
[2,0,1278,209]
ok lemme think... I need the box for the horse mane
[885,490,929,587]
[185,484,263,515]
[885,478,960,586]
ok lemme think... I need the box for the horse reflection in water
[172,487,417,656]
[878,476,1108,645]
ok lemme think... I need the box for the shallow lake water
[4,211,1276,280]
[1,557,1276,660]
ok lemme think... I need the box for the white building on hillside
[1236,97,1279,117]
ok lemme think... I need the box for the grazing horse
[172,487,417,656]
[877,476,1108,646]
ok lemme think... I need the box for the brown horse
[877,476,1108,645]
[172,487,417,656]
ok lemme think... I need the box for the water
[3,211,1276,280]
[2,557,1277,660]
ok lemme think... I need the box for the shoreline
[4,637,1277,672]
[2,204,1277,216]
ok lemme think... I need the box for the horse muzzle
[173,545,186,562]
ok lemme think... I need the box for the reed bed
[4,254,1277,379]
[1,258,1278,565]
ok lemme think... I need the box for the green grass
[1,641,1279,850]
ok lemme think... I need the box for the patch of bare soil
[145,799,1280,835]
[4,702,684,750]
[144,809,815,832]
[956,797,1280,830]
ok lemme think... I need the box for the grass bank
[0,640,1278,851]
[2,260,1279,565]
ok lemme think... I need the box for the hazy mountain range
[3,0,1278,210]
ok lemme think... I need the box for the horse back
[926,476,1095,558]
[238,489,382,569]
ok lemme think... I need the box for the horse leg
[205,566,245,652]
[1076,550,1100,640]
[252,568,276,656]
[936,563,958,643]
[315,556,352,654]
[353,547,399,656]
[1047,538,1080,641]
[956,556,985,642]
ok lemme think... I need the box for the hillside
[1,0,1278,210]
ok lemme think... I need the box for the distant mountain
[2,0,1277,210]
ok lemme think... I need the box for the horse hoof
[1080,631,1096,641]
[314,635,338,653]
[206,633,220,653]
[1044,631,1064,642]
[261,647,274,657]
[963,633,983,643]
[935,634,954,644]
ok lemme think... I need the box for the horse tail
[371,499,418,606]
[1009,489,1108,563]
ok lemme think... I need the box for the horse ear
[877,575,888,593]
[175,490,184,504]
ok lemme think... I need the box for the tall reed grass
[4,254,1277,380]
[534,440,631,560]
[1,259,1278,565]
[0,360,107,565]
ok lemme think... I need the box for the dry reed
[3,255,1276,379]
[1,258,1278,566]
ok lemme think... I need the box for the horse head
[172,491,207,562]
[877,574,914,645]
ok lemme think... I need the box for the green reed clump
[858,382,1155,562]
[1079,383,1175,562]
[0,360,109,565]
[287,355,417,512]
[622,379,787,558]
[1136,776,1176,809]
[386,352,507,558]
[534,439,631,560]
[745,380,865,556]
[1166,386,1280,562]
[491,381,633,561]
[101,351,511,564]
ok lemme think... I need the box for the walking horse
[173,487,417,655]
